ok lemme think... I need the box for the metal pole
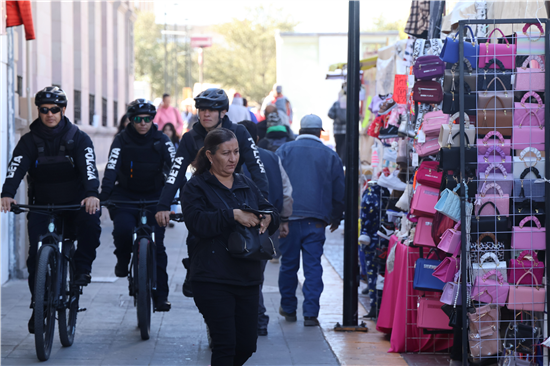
[26,41,32,126]
[339,0,361,328]
[544,17,550,356]
[164,11,167,93]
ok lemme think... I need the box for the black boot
[181,258,193,298]
[154,298,171,312]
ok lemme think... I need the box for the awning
[328,55,378,72]
[6,0,35,40]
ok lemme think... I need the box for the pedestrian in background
[181,98,198,132]
[226,92,251,124]
[181,128,279,366]
[239,120,293,337]
[276,114,345,326]
[242,98,258,123]
[162,122,180,150]
[328,94,347,164]
[257,108,293,152]
[116,113,130,136]
[153,93,184,137]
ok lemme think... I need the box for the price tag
[408,74,415,88]
[417,130,426,143]
[412,152,419,167]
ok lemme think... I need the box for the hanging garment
[405,0,431,38]
[486,1,548,36]
[428,1,446,39]
[360,185,382,310]
[376,44,397,96]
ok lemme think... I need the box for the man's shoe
[257,328,268,336]
[279,306,297,322]
[114,262,129,278]
[74,273,91,286]
[304,316,319,326]
[154,298,171,312]
[28,311,35,334]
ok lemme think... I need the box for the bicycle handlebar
[169,213,185,222]
[10,203,83,214]
[101,200,179,207]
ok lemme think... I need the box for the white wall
[0,33,9,284]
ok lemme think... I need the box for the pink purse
[417,297,452,330]
[477,164,513,195]
[437,221,461,254]
[516,55,545,91]
[432,243,460,283]
[507,272,546,312]
[514,91,545,127]
[513,110,545,151]
[474,182,510,216]
[477,145,512,173]
[512,216,546,250]
[410,185,439,218]
[477,131,511,156]
[508,250,544,285]
[414,217,436,247]
[414,137,440,157]
[471,270,510,306]
[440,270,470,305]
[422,110,449,137]
[416,160,442,189]
[478,28,516,69]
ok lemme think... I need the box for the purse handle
[486,27,512,48]
[480,182,504,197]
[483,58,507,73]
[514,270,541,290]
[452,269,461,283]
[481,268,504,284]
[483,146,506,163]
[520,166,542,180]
[517,249,540,265]
[482,95,509,115]
[482,77,509,95]
[484,163,508,178]
[476,202,501,217]
[518,111,544,130]
[520,91,543,108]
[520,147,542,167]
[519,215,542,229]
[449,112,471,126]
[447,131,472,147]
[521,55,545,71]
[523,23,545,40]
[482,131,505,146]
[451,58,474,74]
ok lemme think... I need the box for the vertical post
[342,0,360,327]
[164,12,167,93]
[26,41,32,127]
[7,28,15,278]
[198,47,204,86]
[544,18,550,351]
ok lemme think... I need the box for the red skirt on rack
[377,235,453,353]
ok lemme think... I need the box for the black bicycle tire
[58,242,78,347]
[34,245,57,361]
[137,238,151,340]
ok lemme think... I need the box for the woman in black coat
[181,128,279,366]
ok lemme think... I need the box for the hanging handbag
[472,252,508,282]
[516,55,545,91]
[431,210,456,246]
[421,110,449,137]
[513,199,545,227]
[414,216,436,247]
[512,216,546,250]
[477,131,511,156]
[471,202,509,236]
[470,232,506,263]
[513,148,545,179]
[513,167,545,203]
[503,311,542,356]
[440,25,479,66]
[508,250,545,285]
[471,269,510,305]
[514,91,545,127]
[432,248,460,284]
[478,164,513,195]
[410,184,440,218]
[412,80,443,103]
[434,184,463,222]
[499,351,536,366]
[438,112,475,148]
[477,59,513,91]
[477,145,512,173]
[442,80,477,115]
[507,271,546,312]
[413,55,445,80]
[516,23,545,55]
[474,182,510,217]
[440,168,477,198]
[437,221,461,254]
[443,59,477,92]
[477,83,514,137]
[440,270,470,305]
[413,250,445,292]
[439,134,476,171]
[468,303,500,358]
[416,160,442,189]
[478,28,517,70]
[416,297,452,330]
[512,110,545,151]
[414,137,440,158]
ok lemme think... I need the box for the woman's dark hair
[192,128,237,176]
[162,122,179,145]
[116,114,129,135]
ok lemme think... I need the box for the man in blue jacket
[275,114,345,326]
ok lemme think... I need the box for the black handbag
[512,199,546,226]
[439,133,477,171]
[503,312,541,354]
[440,167,477,198]
[442,81,477,115]
[471,202,509,236]
[211,189,275,261]
[477,59,513,91]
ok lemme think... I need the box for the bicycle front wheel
[34,245,57,361]
[136,238,152,340]
[58,242,78,347]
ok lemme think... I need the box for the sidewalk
[1,212,338,366]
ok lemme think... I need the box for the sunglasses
[39,106,61,114]
[132,116,153,123]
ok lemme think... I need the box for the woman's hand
[156,211,173,227]
[233,209,260,228]
[259,214,272,234]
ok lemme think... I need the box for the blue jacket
[276,135,345,225]
[243,147,283,213]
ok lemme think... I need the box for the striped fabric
[516,30,545,55]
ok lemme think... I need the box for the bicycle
[11,203,86,361]
[102,200,181,341]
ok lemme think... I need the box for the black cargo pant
[27,207,101,297]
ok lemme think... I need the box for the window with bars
[102,98,107,127]
[89,94,95,126]
[74,90,82,124]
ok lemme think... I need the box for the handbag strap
[483,58,506,73]
[517,249,539,264]
[449,112,471,127]
[482,131,505,146]
[484,163,508,178]
[482,268,504,284]
[487,27,511,47]
[520,91,543,108]
[523,22,545,36]
[520,166,542,180]
[521,55,545,71]
[210,186,235,210]
[453,25,477,43]
[519,215,542,229]
[480,182,504,197]
[483,77,508,93]
[450,131,471,147]
[426,247,441,261]
[515,270,540,289]
[484,145,506,162]
[451,58,474,73]
[520,147,542,163]
[476,201,501,217]
[518,111,544,129]
[478,232,497,244]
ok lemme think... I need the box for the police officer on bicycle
[155,88,269,297]
[99,99,175,312]
[0,86,101,333]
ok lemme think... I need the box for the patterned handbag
[470,232,505,263]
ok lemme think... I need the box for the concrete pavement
[1,211,338,366]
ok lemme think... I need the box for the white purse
[471,252,508,283]
[513,147,545,179]
[438,112,476,148]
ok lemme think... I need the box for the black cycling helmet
[194,88,229,111]
[35,86,68,107]
[126,98,157,119]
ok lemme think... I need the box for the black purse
[440,167,477,198]
[439,133,477,171]
[477,59,513,91]
[470,202,509,237]
[512,199,546,226]
[442,80,477,115]
[503,312,541,354]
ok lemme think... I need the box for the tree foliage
[368,15,407,40]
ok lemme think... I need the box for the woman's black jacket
[182,171,280,286]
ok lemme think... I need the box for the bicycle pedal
[77,308,87,312]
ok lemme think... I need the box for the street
[1,212,338,366]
